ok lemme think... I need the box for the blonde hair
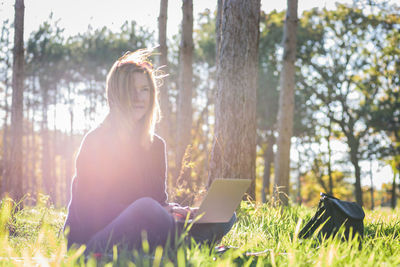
[104,49,161,148]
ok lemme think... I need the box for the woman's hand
[163,202,179,213]
[163,203,198,221]
[171,206,191,220]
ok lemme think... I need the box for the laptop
[185,178,251,223]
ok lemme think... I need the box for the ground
[0,198,399,266]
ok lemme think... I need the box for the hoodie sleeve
[152,135,169,206]
[64,130,112,246]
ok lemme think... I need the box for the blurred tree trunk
[30,104,37,205]
[158,0,170,141]
[297,149,303,205]
[3,0,25,202]
[327,123,333,195]
[65,83,74,204]
[1,20,11,197]
[41,85,51,199]
[274,0,298,206]
[391,171,397,209]
[51,87,58,204]
[1,78,10,196]
[209,0,260,199]
[262,134,274,203]
[348,136,363,206]
[23,93,30,198]
[176,0,193,185]
[370,160,374,210]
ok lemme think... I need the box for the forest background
[0,0,400,210]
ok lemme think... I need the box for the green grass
[1,198,399,266]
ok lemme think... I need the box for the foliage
[300,170,353,206]
[296,3,400,205]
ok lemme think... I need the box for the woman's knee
[131,197,160,209]
[128,197,171,223]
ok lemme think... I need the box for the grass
[0,198,399,266]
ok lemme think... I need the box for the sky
[0,0,395,188]
[0,0,355,41]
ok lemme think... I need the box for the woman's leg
[187,213,236,245]
[86,197,175,253]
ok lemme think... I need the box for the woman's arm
[65,131,111,244]
[152,135,169,205]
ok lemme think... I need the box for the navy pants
[85,197,236,253]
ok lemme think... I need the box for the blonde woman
[63,49,235,254]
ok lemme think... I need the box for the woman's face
[130,72,151,123]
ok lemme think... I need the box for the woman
[63,49,235,254]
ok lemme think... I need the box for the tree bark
[216,0,223,61]
[158,0,170,141]
[273,0,298,206]
[0,20,11,197]
[3,0,25,202]
[262,134,274,203]
[176,0,193,185]
[24,94,30,198]
[209,0,260,199]
[350,148,363,206]
[296,148,303,205]
[51,87,58,204]
[30,104,37,205]
[65,83,74,204]
[370,160,374,210]
[391,171,397,209]
[327,123,333,195]
[1,74,10,196]
[346,133,363,206]
[41,86,51,199]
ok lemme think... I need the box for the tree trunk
[158,0,170,141]
[1,19,11,197]
[23,95,30,198]
[41,86,51,199]
[51,88,58,205]
[327,123,333,195]
[262,134,274,203]
[273,0,298,206]
[350,148,363,206]
[216,0,223,60]
[297,148,303,205]
[30,104,37,205]
[65,84,74,204]
[209,0,260,199]
[369,160,374,210]
[1,77,10,196]
[391,171,397,209]
[176,0,193,185]
[3,0,25,202]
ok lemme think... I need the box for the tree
[176,0,193,185]
[0,19,12,195]
[26,18,65,202]
[157,0,171,141]
[209,0,260,198]
[3,0,25,202]
[298,4,399,206]
[274,0,298,206]
[368,19,400,207]
[257,10,318,202]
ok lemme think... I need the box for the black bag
[298,193,365,240]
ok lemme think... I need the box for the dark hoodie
[63,123,168,247]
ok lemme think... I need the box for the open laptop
[185,178,251,223]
